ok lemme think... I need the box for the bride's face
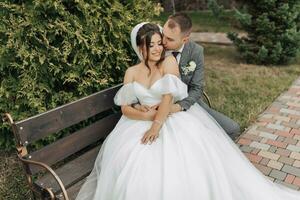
[141,33,163,62]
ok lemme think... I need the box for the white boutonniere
[182,61,196,75]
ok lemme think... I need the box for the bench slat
[29,112,121,174]
[35,145,101,194]
[15,84,122,144]
[58,178,86,200]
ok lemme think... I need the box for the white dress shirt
[165,44,185,63]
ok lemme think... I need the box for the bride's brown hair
[136,23,165,75]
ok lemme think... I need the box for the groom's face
[162,20,188,51]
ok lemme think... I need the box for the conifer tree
[228,0,300,65]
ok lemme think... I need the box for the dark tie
[172,51,180,60]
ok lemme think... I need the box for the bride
[75,23,300,200]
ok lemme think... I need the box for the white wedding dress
[76,74,300,200]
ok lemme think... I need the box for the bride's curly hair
[136,23,165,74]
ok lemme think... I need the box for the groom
[134,13,240,138]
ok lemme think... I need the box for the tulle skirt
[75,103,300,200]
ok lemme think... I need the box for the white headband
[130,22,163,61]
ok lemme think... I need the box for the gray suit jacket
[176,41,205,110]
[175,41,240,137]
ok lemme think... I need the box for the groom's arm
[176,44,204,111]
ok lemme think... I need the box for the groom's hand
[143,109,157,121]
[169,103,182,114]
[134,104,151,112]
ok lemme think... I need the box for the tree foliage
[228,0,300,65]
[0,0,160,149]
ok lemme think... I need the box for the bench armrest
[202,91,212,108]
[17,154,70,200]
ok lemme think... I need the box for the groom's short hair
[168,13,192,35]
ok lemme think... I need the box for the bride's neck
[142,60,157,70]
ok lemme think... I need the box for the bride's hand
[141,128,159,145]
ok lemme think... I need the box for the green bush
[228,0,300,65]
[0,0,160,150]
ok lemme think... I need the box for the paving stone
[240,145,254,153]
[253,163,272,176]
[261,138,268,143]
[280,108,300,116]
[259,114,274,119]
[275,131,294,138]
[269,146,277,153]
[274,116,290,122]
[275,180,300,190]
[267,160,283,170]
[277,136,287,142]
[269,169,287,181]
[282,121,300,129]
[260,158,270,165]
[235,76,300,191]
[242,134,263,142]
[282,165,300,177]
[284,137,298,145]
[291,129,300,135]
[293,160,300,168]
[287,102,300,108]
[237,138,252,145]
[257,126,276,133]
[250,141,270,150]
[294,135,300,141]
[268,177,275,182]
[244,153,263,164]
[259,131,278,140]
[266,123,290,132]
[258,150,280,160]
[290,152,300,160]
[246,130,260,136]
[276,148,291,157]
[287,144,300,153]
[289,114,300,120]
[285,174,296,184]
[293,177,300,187]
[251,148,261,154]
[279,156,295,165]
[266,140,287,148]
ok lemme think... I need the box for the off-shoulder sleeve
[157,74,188,102]
[114,83,138,106]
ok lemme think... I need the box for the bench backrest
[11,84,122,174]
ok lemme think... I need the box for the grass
[203,44,300,132]
[154,10,241,33]
[0,151,33,200]
[1,44,299,199]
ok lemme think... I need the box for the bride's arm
[121,106,155,121]
[120,68,156,121]
[141,94,173,142]
[141,56,180,144]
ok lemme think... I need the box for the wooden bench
[3,84,123,200]
[3,82,212,200]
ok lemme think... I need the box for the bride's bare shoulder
[160,56,180,76]
[123,64,141,84]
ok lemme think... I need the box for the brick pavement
[236,77,300,190]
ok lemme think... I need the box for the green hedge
[0,0,161,150]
